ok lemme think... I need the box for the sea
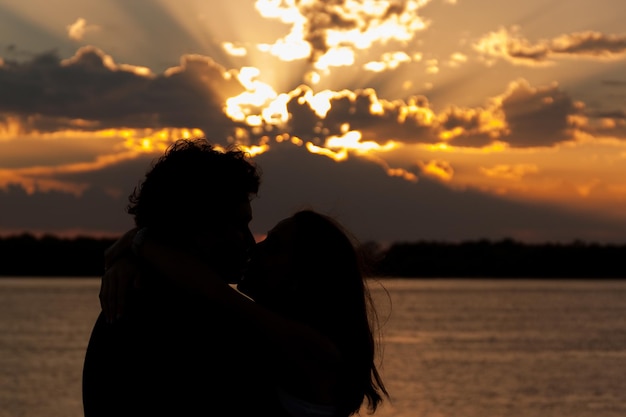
[1,277,625,417]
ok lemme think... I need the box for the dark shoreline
[368,239,626,279]
[1,234,625,278]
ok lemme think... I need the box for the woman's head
[239,210,360,311]
[238,209,388,414]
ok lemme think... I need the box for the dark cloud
[476,29,626,65]
[325,91,438,144]
[0,182,131,235]
[52,152,159,193]
[585,109,626,139]
[588,109,626,119]
[4,139,624,243]
[437,106,495,147]
[551,31,626,58]
[499,80,580,147]
[256,81,585,149]
[279,81,583,149]
[0,47,245,139]
[284,86,324,141]
[0,152,159,235]
[250,141,626,243]
[0,46,607,152]
[276,80,581,147]
[602,79,626,86]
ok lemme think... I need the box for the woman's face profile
[237,217,297,303]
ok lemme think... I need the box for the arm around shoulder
[136,236,342,388]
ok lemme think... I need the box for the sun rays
[2,0,626,240]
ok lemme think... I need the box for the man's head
[127,138,261,282]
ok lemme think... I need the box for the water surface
[1,278,625,417]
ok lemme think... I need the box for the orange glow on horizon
[0,127,209,194]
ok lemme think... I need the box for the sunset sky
[1,0,626,244]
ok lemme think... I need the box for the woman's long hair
[287,210,389,415]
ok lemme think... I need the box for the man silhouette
[82,139,281,416]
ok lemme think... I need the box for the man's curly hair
[127,138,260,233]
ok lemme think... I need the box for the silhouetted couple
[82,139,389,416]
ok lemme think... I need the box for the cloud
[493,79,582,147]
[551,31,626,58]
[425,58,439,74]
[447,52,468,68]
[436,106,502,147]
[66,18,100,41]
[3,132,625,243]
[480,164,539,181]
[0,45,595,156]
[417,160,454,182]
[0,44,609,180]
[222,42,248,57]
[363,51,412,72]
[249,141,626,243]
[602,79,626,86]
[285,86,441,146]
[474,26,626,66]
[254,0,431,71]
[0,46,245,138]
[0,182,131,236]
[0,149,171,236]
[584,109,626,139]
[278,79,580,150]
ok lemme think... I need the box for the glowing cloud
[0,126,206,194]
[61,46,153,77]
[480,164,539,181]
[425,59,439,74]
[222,42,248,57]
[255,0,312,61]
[66,18,100,41]
[364,51,412,72]
[447,52,468,68]
[418,159,454,182]
[325,129,395,154]
[254,0,431,71]
[304,128,413,181]
[474,26,626,66]
[225,66,279,125]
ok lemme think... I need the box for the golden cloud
[418,160,454,182]
[479,164,539,181]
[474,26,626,66]
[66,18,101,41]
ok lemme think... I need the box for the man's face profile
[194,200,254,284]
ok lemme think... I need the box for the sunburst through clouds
[1,0,626,241]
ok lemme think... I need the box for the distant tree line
[1,234,625,278]
[364,239,626,278]
[0,234,116,277]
